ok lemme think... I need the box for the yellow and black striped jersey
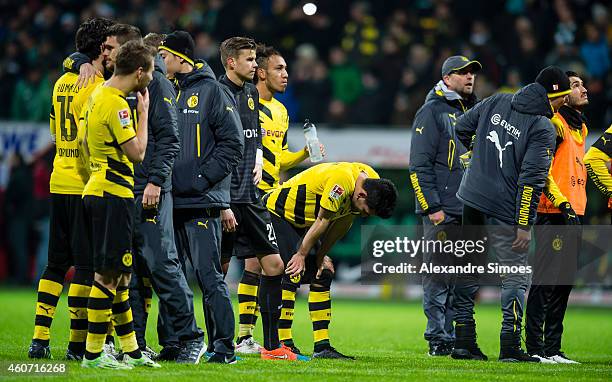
[265,162,379,228]
[258,97,308,193]
[74,76,104,176]
[82,84,136,199]
[584,123,612,197]
[49,72,93,194]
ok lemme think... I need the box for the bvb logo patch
[552,236,563,252]
[290,274,301,284]
[248,97,255,110]
[122,252,133,267]
[437,230,447,241]
[188,95,199,108]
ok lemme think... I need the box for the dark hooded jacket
[171,64,244,209]
[409,80,476,217]
[132,54,179,194]
[218,74,263,204]
[455,83,556,228]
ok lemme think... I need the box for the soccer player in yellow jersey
[64,24,152,358]
[584,123,612,200]
[264,162,398,358]
[28,18,115,361]
[80,40,160,369]
[226,44,326,356]
[255,44,312,193]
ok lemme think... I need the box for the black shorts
[83,195,135,274]
[48,194,91,271]
[269,214,319,285]
[221,200,279,260]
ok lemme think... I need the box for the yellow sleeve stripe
[584,146,612,197]
[410,172,429,211]
[543,158,568,208]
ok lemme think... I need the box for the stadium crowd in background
[0,1,610,286]
[0,0,610,128]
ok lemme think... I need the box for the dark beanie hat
[535,66,571,98]
[159,30,195,66]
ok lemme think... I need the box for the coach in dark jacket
[409,55,480,357]
[128,50,206,362]
[160,30,243,364]
[451,66,568,363]
[170,66,244,209]
[132,54,180,193]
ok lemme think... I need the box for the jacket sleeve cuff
[517,223,531,231]
[148,175,164,187]
[424,205,442,215]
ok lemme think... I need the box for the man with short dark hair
[409,55,480,357]
[216,37,303,361]
[159,30,244,364]
[452,66,568,362]
[525,71,589,364]
[69,24,143,88]
[28,17,114,361]
[266,162,398,359]
[143,33,166,49]
[81,40,160,369]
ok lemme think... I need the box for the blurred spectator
[407,43,434,89]
[194,31,223,76]
[580,22,610,79]
[293,44,332,122]
[554,0,577,46]
[11,66,51,122]
[3,153,32,285]
[31,147,52,281]
[497,68,523,94]
[0,0,608,127]
[340,1,380,67]
[545,42,586,73]
[351,70,386,124]
[328,46,363,104]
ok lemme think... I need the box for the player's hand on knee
[316,255,334,279]
[221,208,237,232]
[286,253,306,277]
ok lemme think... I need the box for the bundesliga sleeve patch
[118,109,131,127]
[329,184,345,201]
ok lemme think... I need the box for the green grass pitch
[0,288,610,381]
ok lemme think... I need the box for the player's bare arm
[285,208,334,277]
[121,88,149,163]
[314,214,354,278]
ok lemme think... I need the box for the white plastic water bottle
[304,119,323,163]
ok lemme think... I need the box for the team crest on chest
[248,96,255,111]
[122,252,133,267]
[188,94,199,108]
